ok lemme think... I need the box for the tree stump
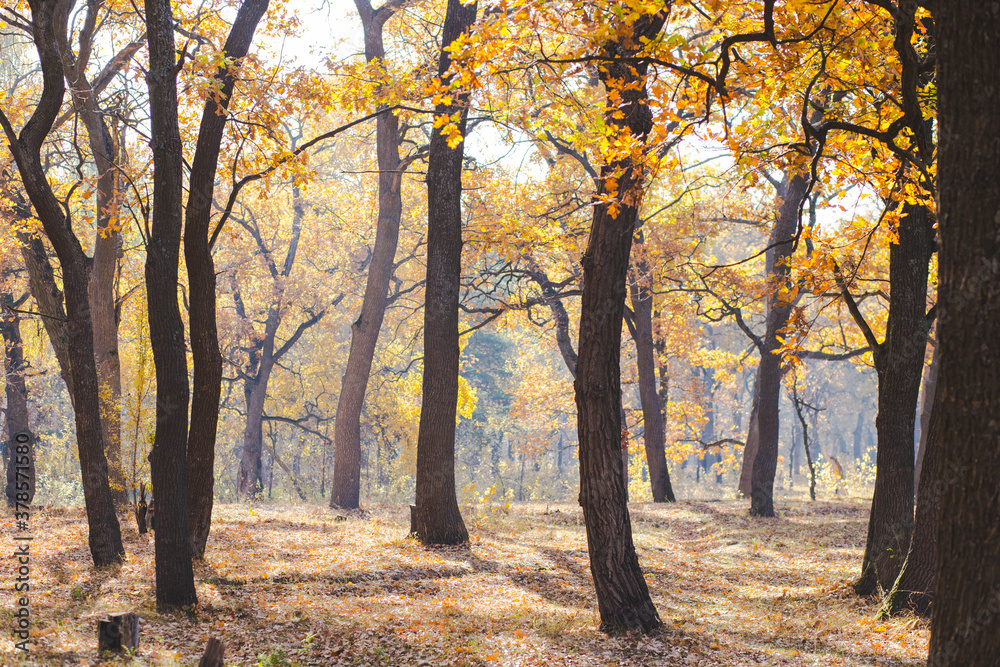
[409,505,417,536]
[198,637,224,667]
[98,612,139,653]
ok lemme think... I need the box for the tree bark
[927,4,1000,662]
[575,9,667,634]
[1,0,124,567]
[330,0,407,510]
[750,172,809,517]
[412,0,477,546]
[854,199,934,596]
[880,377,941,617]
[629,231,674,502]
[185,0,270,556]
[143,0,197,605]
[2,292,33,506]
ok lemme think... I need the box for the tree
[0,0,124,567]
[574,6,667,633]
[184,0,271,556]
[143,0,199,604]
[411,0,477,546]
[330,0,411,510]
[2,287,33,506]
[927,3,1000,662]
[231,190,333,498]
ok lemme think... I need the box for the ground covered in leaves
[2,499,928,666]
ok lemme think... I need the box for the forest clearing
[2,499,927,666]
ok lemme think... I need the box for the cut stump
[97,612,139,653]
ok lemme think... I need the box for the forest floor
[2,498,928,666]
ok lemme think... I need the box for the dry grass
[1,499,928,665]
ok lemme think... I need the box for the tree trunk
[2,0,124,567]
[2,292,33,506]
[927,4,1000,662]
[411,0,476,546]
[185,0,270,556]
[880,377,941,617]
[330,0,406,510]
[652,327,676,501]
[238,376,266,498]
[629,232,674,502]
[750,172,809,517]
[913,340,938,495]
[143,0,197,606]
[738,367,761,498]
[575,10,667,634]
[58,40,128,507]
[854,199,934,596]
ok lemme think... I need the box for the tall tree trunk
[629,231,674,502]
[750,172,809,517]
[575,9,667,634]
[330,0,406,510]
[143,0,197,606]
[412,0,476,546]
[185,0,270,557]
[2,292,33,506]
[927,4,1000,662]
[854,200,934,596]
[2,0,124,567]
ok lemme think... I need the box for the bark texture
[330,0,407,510]
[186,0,270,556]
[1,0,124,567]
[143,0,197,605]
[750,172,809,517]
[412,0,477,545]
[927,3,1000,662]
[574,10,667,634]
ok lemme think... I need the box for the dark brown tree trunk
[575,10,667,634]
[880,377,941,617]
[927,4,1000,662]
[629,231,674,502]
[143,0,197,605]
[330,0,407,510]
[412,0,476,546]
[750,172,809,517]
[854,199,934,596]
[185,0,270,556]
[2,0,124,567]
[2,292,33,506]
